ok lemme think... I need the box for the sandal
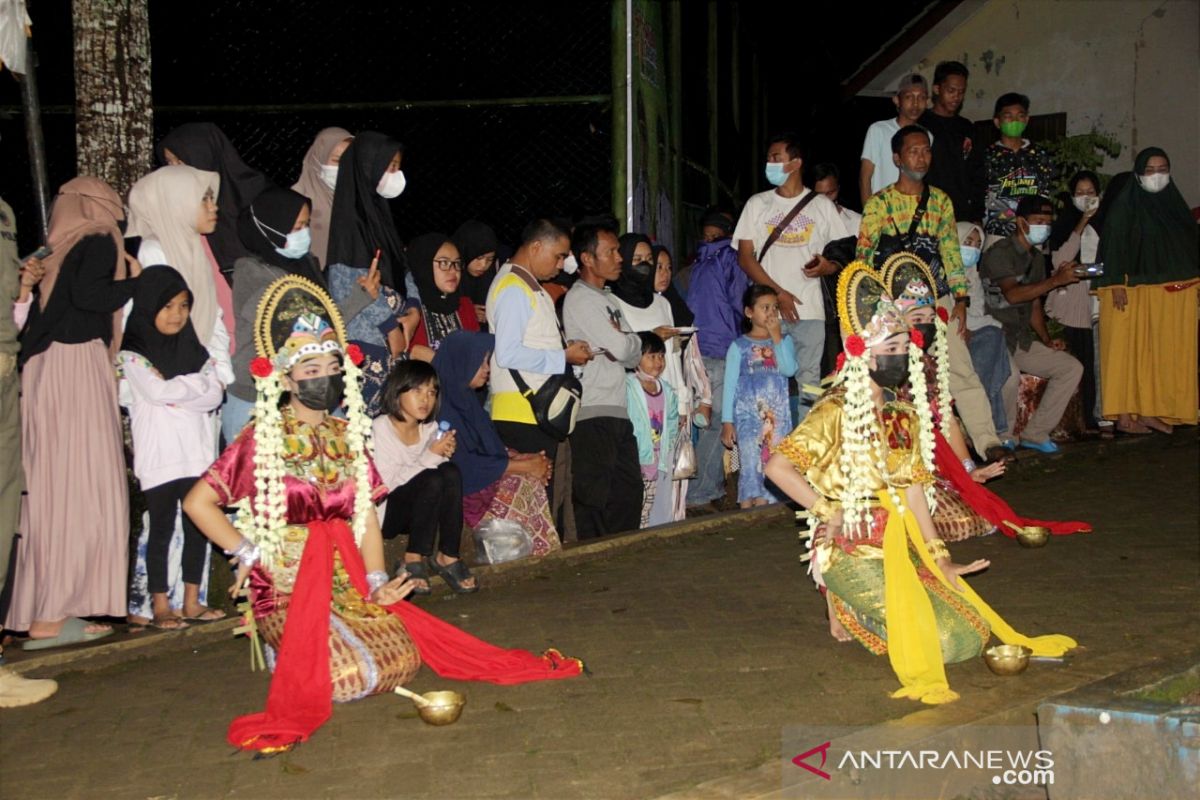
[150,614,190,631]
[428,556,479,595]
[397,560,432,596]
[182,607,227,623]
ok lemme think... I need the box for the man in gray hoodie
[563,221,644,538]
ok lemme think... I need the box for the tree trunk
[72,0,152,198]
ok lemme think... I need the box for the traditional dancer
[183,276,581,753]
[765,262,1076,704]
[881,252,1091,539]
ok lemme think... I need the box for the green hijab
[1096,147,1198,286]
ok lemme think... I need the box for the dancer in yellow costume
[765,263,1076,705]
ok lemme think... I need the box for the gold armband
[810,497,835,522]
[925,538,950,561]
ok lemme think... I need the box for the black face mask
[869,354,909,388]
[294,374,345,412]
[914,323,937,353]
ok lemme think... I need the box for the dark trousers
[570,416,643,540]
[494,421,560,505]
[1061,324,1098,428]
[143,477,207,594]
[381,462,463,558]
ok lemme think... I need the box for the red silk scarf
[228,519,582,752]
[934,432,1091,536]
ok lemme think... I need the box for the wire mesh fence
[1,0,617,251]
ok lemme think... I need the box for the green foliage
[1042,131,1122,201]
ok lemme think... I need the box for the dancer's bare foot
[825,595,852,642]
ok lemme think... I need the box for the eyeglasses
[433,258,464,272]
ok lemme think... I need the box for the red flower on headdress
[345,344,364,366]
[835,352,846,372]
[250,357,274,379]
[845,335,866,357]
[910,329,925,350]
[936,306,950,323]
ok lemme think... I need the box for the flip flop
[22,618,114,651]
[182,608,227,623]
[150,614,189,631]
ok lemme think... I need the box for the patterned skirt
[818,509,990,664]
[254,555,421,703]
[930,479,996,542]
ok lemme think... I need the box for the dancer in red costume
[184,276,580,754]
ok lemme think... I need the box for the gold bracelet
[810,497,834,522]
[925,539,950,561]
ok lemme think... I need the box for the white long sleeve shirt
[118,352,225,489]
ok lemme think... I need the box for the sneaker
[1019,439,1060,454]
[0,666,58,708]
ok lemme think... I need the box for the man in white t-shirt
[733,132,850,422]
[859,73,929,205]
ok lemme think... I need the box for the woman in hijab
[452,220,499,329]
[118,266,224,629]
[291,127,354,269]
[8,178,139,649]
[225,186,338,439]
[126,166,235,382]
[156,123,269,279]
[1046,170,1104,432]
[407,232,480,357]
[325,130,411,415]
[651,244,695,327]
[1095,147,1199,434]
[432,331,559,557]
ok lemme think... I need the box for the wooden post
[72,0,153,197]
[611,0,629,227]
[668,0,683,259]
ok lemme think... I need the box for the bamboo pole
[611,0,630,227]
[668,0,683,259]
[706,0,718,204]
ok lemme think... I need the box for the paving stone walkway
[1,432,1196,799]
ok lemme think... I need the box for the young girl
[371,361,478,594]
[625,332,680,527]
[720,285,797,507]
[118,266,225,629]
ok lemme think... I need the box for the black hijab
[652,243,695,326]
[407,232,462,315]
[121,265,210,379]
[612,232,655,309]
[1048,170,1104,252]
[156,123,269,276]
[325,130,407,290]
[453,220,500,306]
[432,331,508,495]
[236,186,325,287]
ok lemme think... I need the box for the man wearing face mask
[984,92,1057,246]
[979,195,1082,453]
[733,132,848,423]
[857,126,1010,465]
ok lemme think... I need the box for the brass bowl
[415,690,466,726]
[984,644,1032,675]
[1016,526,1050,548]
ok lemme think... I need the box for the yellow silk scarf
[880,491,1077,705]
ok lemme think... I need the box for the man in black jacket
[920,61,986,225]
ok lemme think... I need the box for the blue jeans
[781,318,825,424]
[221,393,255,445]
[686,356,726,505]
[966,326,1011,435]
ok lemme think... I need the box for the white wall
[905,0,1200,203]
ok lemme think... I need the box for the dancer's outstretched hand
[371,577,418,606]
[937,558,989,591]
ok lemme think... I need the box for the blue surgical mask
[764,162,788,187]
[275,226,312,259]
[960,245,981,268]
[1025,224,1051,246]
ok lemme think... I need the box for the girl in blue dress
[720,285,797,506]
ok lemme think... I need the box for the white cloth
[117,353,224,489]
[838,205,862,234]
[861,118,901,194]
[371,418,447,492]
[731,188,850,321]
[615,294,690,416]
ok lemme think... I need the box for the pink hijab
[292,127,353,269]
